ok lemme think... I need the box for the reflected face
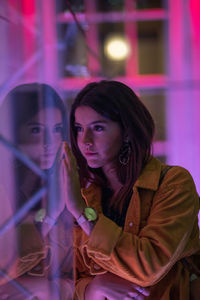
[75,106,123,171]
[18,107,63,169]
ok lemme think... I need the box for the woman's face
[75,106,123,171]
[18,107,63,169]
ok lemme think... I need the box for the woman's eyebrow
[75,120,108,126]
[27,122,63,126]
[27,122,44,126]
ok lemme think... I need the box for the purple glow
[0,0,200,297]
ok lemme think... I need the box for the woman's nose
[82,129,93,145]
[44,130,52,146]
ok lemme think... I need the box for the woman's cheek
[19,144,42,160]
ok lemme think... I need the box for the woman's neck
[102,164,123,193]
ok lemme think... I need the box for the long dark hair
[70,80,155,213]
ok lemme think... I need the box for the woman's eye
[75,126,83,133]
[94,125,104,132]
[54,126,63,133]
[30,127,41,134]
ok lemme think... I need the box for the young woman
[63,80,200,299]
[0,83,73,299]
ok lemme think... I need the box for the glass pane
[56,0,85,13]
[57,23,88,77]
[137,21,165,74]
[0,1,74,297]
[98,22,126,77]
[140,91,166,141]
[97,0,124,12]
[136,0,163,10]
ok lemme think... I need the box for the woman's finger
[62,145,73,171]
[63,156,70,173]
[63,142,77,167]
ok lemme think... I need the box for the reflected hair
[3,83,67,143]
[1,83,67,211]
[70,80,155,212]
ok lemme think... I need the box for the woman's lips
[85,152,97,157]
[42,153,55,158]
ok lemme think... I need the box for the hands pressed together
[45,141,84,222]
[61,143,150,300]
[61,141,85,219]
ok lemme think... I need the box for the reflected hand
[45,145,65,220]
[85,272,150,300]
[62,142,85,219]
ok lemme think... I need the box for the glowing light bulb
[104,35,130,60]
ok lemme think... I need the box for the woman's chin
[87,161,102,169]
[40,159,55,170]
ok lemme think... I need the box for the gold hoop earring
[119,141,131,165]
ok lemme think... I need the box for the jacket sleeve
[78,166,200,287]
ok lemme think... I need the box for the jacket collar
[134,156,163,191]
[82,157,164,198]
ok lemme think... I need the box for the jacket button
[129,222,133,227]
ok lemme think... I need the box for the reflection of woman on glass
[0,83,73,299]
[63,80,200,300]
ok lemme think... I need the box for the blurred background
[0,0,199,197]
[0,0,200,297]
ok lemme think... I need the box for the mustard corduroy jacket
[74,157,200,300]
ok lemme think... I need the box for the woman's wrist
[34,209,58,237]
[68,200,86,220]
